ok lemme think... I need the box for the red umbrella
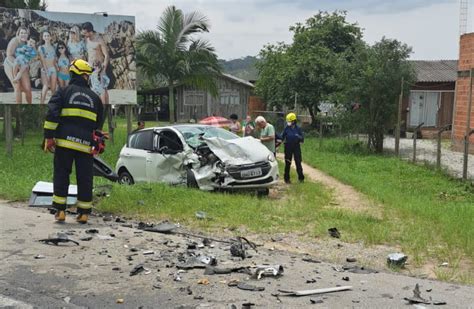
[199,116,232,128]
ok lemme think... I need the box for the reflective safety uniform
[44,75,104,215]
[281,123,304,183]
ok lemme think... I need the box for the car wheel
[257,188,270,197]
[118,170,134,185]
[186,169,199,188]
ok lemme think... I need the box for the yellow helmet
[69,59,93,75]
[286,112,297,122]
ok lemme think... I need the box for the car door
[146,129,187,185]
[124,130,154,182]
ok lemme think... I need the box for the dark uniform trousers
[53,147,93,214]
[284,143,304,182]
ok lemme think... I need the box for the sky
[46,0,462,60]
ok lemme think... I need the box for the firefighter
[281,112,304,184]
[43,59,104,223]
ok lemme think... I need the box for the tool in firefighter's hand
[91,130,108,155]
[43,138,56,153]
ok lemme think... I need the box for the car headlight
[268,153,275,162]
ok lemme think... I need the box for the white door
[146,130,187,184]
[423,92,439,127]
[409,91,424,127]
[125,130,154,182]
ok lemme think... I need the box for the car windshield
[176,126,240,148]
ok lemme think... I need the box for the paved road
[1,202,473,308]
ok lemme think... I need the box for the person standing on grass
[255,116,275,155]
[132,121,145,133]
[43,59,104,224]
[282,112,304,184]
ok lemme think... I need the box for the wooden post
[319,117,323,149]
[4,105,13,157]
[126,105,132,136]
[463,69,474,180]
[413,123,424,163]
[395,77,404,156]
[436,125,451,169]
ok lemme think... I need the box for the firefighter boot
[76,213,89,224]
[55,210,66,222]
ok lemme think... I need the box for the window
[184,91,205,106]
[219,90,239,105]
[129,130,153,151]
[158,130,183,153]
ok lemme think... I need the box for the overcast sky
[47,0,462,60]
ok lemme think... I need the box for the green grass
[1,120,473,282]
[302,138,474,270]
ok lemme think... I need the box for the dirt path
[277,154,378,214]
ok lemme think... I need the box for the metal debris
[387,253,408,267]
[254,264,284,279]
[278,286,352,296]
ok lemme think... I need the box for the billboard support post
[126,105,132,135]
[4,105,13,157]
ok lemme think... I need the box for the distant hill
[219,56,259,81]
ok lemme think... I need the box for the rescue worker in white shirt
[43,59,104,224]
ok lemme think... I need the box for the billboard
[0,7,136,105]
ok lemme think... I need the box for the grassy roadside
[301,137,474,282]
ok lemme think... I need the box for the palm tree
[137,6,221,123]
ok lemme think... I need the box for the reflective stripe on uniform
[76,200,92,209]
[53,195,67,204]
[43,121,58,130]
[60,108,97,121]
[56,138,92,153]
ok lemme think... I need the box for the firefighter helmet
[286,112,297,122]
[69,59,93,75]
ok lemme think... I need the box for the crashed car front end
[187,136,279,191]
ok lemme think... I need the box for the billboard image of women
[0,7,136,105]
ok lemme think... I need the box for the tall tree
[256,11,362,124]
[346,38,414,153]
[136,5,221,123]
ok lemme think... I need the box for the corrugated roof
[221,73,255,88]
[409,60,458,82]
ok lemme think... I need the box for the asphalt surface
[1,201,473,308]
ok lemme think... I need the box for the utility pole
[395,77,404,156]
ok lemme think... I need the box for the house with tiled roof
[402,60,457,137]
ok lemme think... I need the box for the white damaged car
[115,125,279,194]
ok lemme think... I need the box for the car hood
[202,136,271,165]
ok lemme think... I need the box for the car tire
[118,170,134,185]
[257,188,270,197]
[186,169,199,188]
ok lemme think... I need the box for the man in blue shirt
[281,113,304,183]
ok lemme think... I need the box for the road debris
[116,298,124,304]
[204,266,250,275]
[130,264,147,276]
[230,236,257,260]
[195,211,208,220]
[387,253,408,267]
[310,298,324,304]
[404,284,430,304]
[302,257,321,264]
[34,254,46,259]
[139,221,179,234]
[38,233,79,246]
[197,278,210,285]
[254,264,284,279]
[236,282,265,292]
[96,235,114,240]
[328,227,341,238]
[278,286,352,296]
[346,257,357,263]
[85,229,99,234]
[80,236,93,241]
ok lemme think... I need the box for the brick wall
[453,33,474,152]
